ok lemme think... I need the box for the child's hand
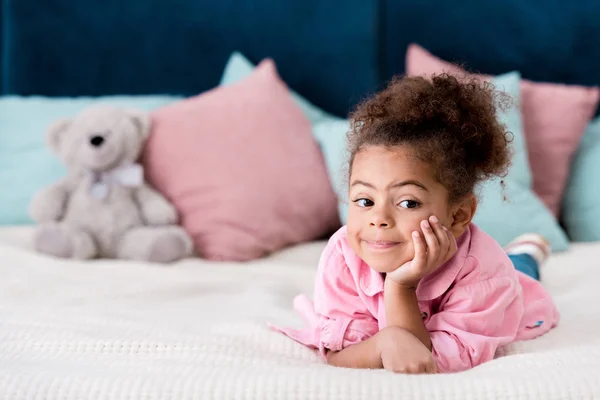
[386,215,457,288]
[377,326,438,374]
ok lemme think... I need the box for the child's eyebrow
[390,180,428,192]
[351,180,376,189]
[351,179,428,192]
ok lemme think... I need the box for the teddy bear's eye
[88,130,112,146]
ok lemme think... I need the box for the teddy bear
[28,105,194,263]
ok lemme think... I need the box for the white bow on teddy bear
[88,163,144,199]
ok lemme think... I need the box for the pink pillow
[143,59,340,261]
[406,44,600,216]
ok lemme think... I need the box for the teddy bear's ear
[46,119,71,153]
[128,110,151,139]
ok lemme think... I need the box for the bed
[1,226,599,400]
[3,2,600,399]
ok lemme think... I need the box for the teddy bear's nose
[90,135,105,147]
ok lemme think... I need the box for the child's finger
[421,219,439,265]
[411,231,427,270]
[425,361,438,374]
[429,215,449,256]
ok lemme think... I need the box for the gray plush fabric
[29,105,193,263]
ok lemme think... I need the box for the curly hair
[348,73,513,203]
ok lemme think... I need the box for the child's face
[347,145,457,273]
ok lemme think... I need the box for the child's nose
[370,210,393,228]
[372,220,388,227]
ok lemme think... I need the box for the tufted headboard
[2,0,600,117]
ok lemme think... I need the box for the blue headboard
[382,0,600,88]
[0,0,380,117]
[2,0,600,117]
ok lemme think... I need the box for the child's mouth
[363,240,401,251]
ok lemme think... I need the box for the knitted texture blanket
[0,228,599,399]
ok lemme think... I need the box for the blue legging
[509,253,539,280]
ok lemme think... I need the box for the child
[272,74,559,374]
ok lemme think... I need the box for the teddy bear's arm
[134,184,178,226]
[29,179,72,223]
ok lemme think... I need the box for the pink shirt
[272,223,559,373]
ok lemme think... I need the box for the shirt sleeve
[426,274,524,373]
[311,242,379,358]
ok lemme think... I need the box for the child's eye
[354,198,374,208]
[399,200,420,209]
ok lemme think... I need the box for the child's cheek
[401,218,424,260]
[403,216,426,237]
[405,238,416,263]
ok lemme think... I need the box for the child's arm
[384,281,431,349]
[301,238,381,363]
[283,228,438,374]
[385,218,457,349]
[325,333,383,369]
[327,326,437,374]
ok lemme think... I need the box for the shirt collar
[357,225,472,300]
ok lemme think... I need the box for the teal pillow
[220,53,569,251]
[311,118,351,224]
[471,72,569,251]
[562,117,600,242]
[0,95,181,225]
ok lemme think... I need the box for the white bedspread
[1,226,599,400]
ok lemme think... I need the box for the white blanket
[1,227,599,400]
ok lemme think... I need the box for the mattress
[1,226,599,400]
